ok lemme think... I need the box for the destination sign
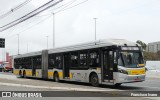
[121,47,139,50]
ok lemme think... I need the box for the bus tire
[90,73,99,87]
[115,83,122,87]
[54,72,59,82]
[23,71,26,78]
[19,70,23,78]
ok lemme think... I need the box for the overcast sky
[0,0,160,60]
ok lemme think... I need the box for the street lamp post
[46,36,48,49]
[93,18,97,41]
[27,43,28,53]
[53,13,55,48]
[17,34,19,55]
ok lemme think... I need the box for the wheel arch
[19,70,22,75]
[89,71,98,83]
[53,71,59,78]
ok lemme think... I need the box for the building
[147,41,160,53]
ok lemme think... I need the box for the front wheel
[90,74,99,87]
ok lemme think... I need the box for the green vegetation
[136,40,160,61]
[136,40,147,50]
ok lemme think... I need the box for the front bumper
[114,72,145,84]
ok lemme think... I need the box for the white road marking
[0,82,121,91]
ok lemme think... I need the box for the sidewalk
[146,71,160,78]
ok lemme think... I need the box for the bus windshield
[118,51,144,68]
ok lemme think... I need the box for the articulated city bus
[13,39,145,86]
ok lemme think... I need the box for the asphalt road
[120,78,160,91]
[0,72,160,100]
[0,85,157,100]
[0,72,160,91]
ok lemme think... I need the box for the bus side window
[37,56,42,69]
[29,57,32,69]
[89,49,99,67]
[55,55,61,69]
[14,59,18,69]
[48,54,55,69]
[79,51,87,67]
[71,52,78,67]
[34,56,41,69]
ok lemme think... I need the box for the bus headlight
[118,69,128,74]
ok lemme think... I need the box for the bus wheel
[54,72,59,82]
[23,71,26,78]
[115,83,122,87]
[19,71,23,78]
[90,74,99,87]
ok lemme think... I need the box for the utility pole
[53,13,55,48]
[27,43,28,53]
[17,34,19,55]
[46,36,48,49]
[93,18,97,41]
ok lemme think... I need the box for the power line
[0,15,43,38]
[0,0,62,29]
[5,0,89,39]
[53,0,77,13]
[2,0,75,38]
[0,0,63,32]
[55,0,88,13]
[5,15,52,39]
[0,0,33,20]
[2,18,25,38]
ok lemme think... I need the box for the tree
[136,40,147,50]
[156,51,160,60]
[143,51,157,61]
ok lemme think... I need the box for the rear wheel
[54,72,59,82]
[90,74,99,87]
[23,71,26,78]
[19,70,23,78]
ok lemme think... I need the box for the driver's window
[127,54,132,64]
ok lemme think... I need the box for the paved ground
[0,85,158,100]
[0,72,160,100]
[0,73,159,91]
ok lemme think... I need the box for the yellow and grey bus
[13,39,145,86]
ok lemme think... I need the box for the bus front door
[103,50,114,81]
[63,54,70,78]
[32,59,36,76]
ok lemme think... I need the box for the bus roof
[14,39,138,59]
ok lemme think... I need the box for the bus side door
[63,53,70,78]
[102,50,114,81]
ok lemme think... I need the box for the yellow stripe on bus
[13,69,19,75]
[36,71,39,77]
[26,70,32,76]
[127,68,145,75]
[70,73,73,79]
[48,71,53,78]
[58,72,63,79]
[138,64,145,67]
